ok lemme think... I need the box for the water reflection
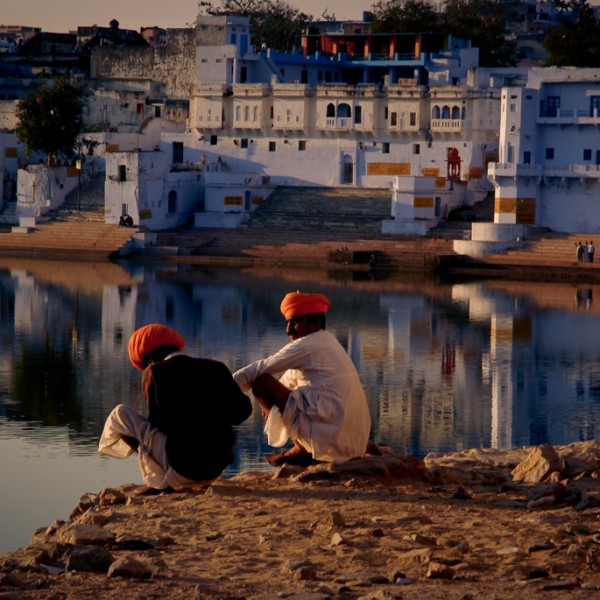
[1,258,600,552]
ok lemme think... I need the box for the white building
[489,67,600,234]
[11,14,533,234]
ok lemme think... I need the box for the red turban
[280,292,331,320]
[128,324,185,371]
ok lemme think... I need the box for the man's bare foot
[266,446,320,467]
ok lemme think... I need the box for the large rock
[56,524,116,547]
[512,444,565,483]
[291,448,430,484]
[555,440,600,477]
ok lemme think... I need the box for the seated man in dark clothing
[119,213,134,227]
[99,324,252,491]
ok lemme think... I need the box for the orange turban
[280,292,331,320]
[128,324,185,371]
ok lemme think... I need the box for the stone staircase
[483,233,600,268]
[0,173,107,228]
[0,201,17,226]
[442,231,600,280]
[148,225,456,271]
[243,186,392,236]
[48,174,106,222]
[0,220,137,259]
[0,173,136,259]
[429,193,495,240]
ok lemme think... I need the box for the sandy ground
[2,444,600,599]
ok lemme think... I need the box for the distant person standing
[577,242,584,262]
[583,241,590,262]
[588,240,595,263]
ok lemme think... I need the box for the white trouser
[98,404,212,490]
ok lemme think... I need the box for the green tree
[15,77,86,166]
[442,0,518,66]
[543,0,600,66]
[200,0,312,51]
[371,0,440,33]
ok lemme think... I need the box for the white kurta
[233,329,371,463]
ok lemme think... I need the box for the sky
[1,0,376,32]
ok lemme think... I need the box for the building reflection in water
[3,260,600,552]
[0,261,600,464]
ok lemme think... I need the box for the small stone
[66,545,114,573]
[528,541,556,553]
[526,482,566,502]
[389,569,408,583]
[526,495,556,510]
[495,546,520,556]
[156,536,176,547]
[356,590,397,600]
[76,511,110,526]
[107,556,152,579]
[98,488,127,507]
[284,559,317,581]
[330,510,347,527]
[406,533,436,546]
[293,565,317,581]
[112,533,155,550]
[331,532,347,546]
[426,561,455,580]
[452,486,472,500]
[395,548,433,564]
[69,492,99,520]
[527,568,550,579]
[60,524,116,547]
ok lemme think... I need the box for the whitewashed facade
[104,150,202,229]
[186,72,511,193]
[9,15,535,234]
[489,67,600,233]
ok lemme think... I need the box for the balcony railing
[325,117,352,129]
[430,118,462,131]
[538,107,600,125]
[489,162,600,179]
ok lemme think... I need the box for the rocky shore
[2,442,600,599]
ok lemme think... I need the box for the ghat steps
[0,221,136,259]
[0,180,598,277]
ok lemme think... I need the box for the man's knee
[251,373,279,398]
[251,374,290,412]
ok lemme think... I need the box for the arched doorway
[341,153,353,184]
[168,190,177,213]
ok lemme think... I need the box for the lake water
[1,257,600,553]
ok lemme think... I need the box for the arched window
[235,105,241,121]
[244,106,250,121]
[337,103,351,118]
[451,106,460,119]
[442,105,451,119]
[168,190,177,213]
[326,103,335,117]
[432,105,440,119]
[253,106,258,121]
